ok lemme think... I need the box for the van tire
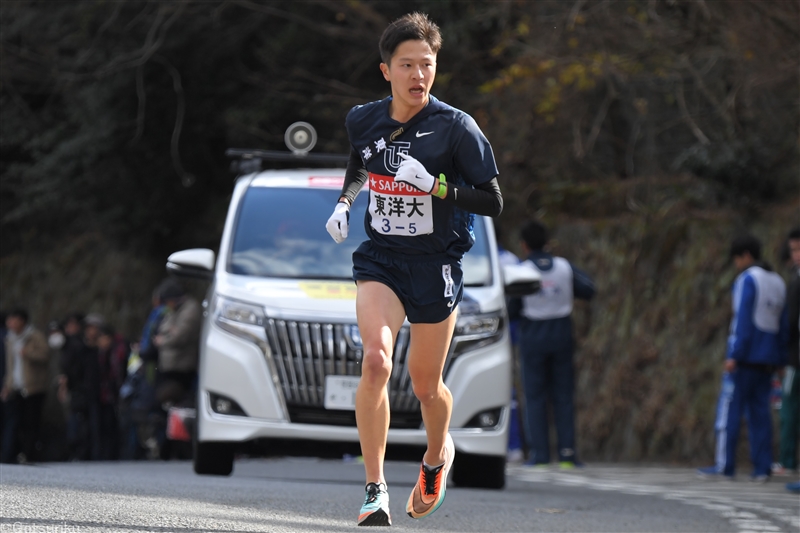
[452,452,506,489]
[193,441,234,476]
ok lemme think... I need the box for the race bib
[368,173,433,236]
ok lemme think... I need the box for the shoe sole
[358,508,391,527]
[406,433,455,519]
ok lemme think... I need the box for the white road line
[511,467,793,533]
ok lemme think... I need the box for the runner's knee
[361,348,392,386]
[411,378,445,405]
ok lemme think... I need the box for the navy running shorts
[352,240,464,324]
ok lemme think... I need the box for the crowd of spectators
[0,277,201,464]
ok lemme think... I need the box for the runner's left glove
[395,153,436,194]
[325,202,350,244]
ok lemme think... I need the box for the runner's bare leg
[355,280,406,485]
[407,311,458,466]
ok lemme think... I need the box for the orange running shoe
[406,433,455,519]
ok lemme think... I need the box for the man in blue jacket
[699,234,788,481]
[509,220,595,468]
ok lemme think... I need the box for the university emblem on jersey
[384,141,410,174]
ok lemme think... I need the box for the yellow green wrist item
[432,173,447,198]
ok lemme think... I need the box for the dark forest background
[1,0,798,463]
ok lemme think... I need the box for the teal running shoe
[358,482,391,526]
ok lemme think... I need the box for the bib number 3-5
[368,173,433,236]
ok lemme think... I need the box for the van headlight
[212,295,271,357]
[451,310,505,358]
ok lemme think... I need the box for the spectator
[151,279,201,460]
[153,279,201,406]
[139,286,167,364]
[58,313,95,460]
[119,287,164,460]
[698,234,788,482]
[41,320,68,461]
[775,228,800,476]
[509,220,595,468]
[1,308,51,463]
[81,313,105,460]
[47,321,66,353]
[95,323,127,460]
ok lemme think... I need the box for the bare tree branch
[131,64,146,144]
[232,0,364,43]
[676,81,710,145]
[572,117,584,158]
[584,75,618,156]
[679,55,735,132]
[568,0,587,30]
[306,0,387,29]
[626,116,642,178]
[153,55,194,187]
[98,4,168,74]
[76,0,124,67]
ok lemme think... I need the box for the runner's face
[380,40,437,115]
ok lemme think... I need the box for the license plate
[324,375,361,410]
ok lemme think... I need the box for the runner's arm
[441,177,503,217]
[337,147,369,206]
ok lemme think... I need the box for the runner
[325,12,503,527]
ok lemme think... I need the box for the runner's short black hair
[729,234,761,261]
[520,220,549,252]
[379,12,442,64]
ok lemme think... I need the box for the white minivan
[167,140,539,489]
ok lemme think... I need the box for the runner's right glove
[325,202,350,244]
[395,153,436,193]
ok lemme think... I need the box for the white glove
[395,153,435,194]
[325,202,350,243]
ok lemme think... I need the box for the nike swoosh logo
[447,300,455,308]
[415,131,434,137]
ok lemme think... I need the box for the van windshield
[229,186,492,286]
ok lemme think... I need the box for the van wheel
[452,452,506,489]
[193,441,234,476]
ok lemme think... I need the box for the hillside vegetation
[1,1,798,462]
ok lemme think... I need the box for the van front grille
[264,319,421,424]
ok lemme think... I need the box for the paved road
[511,464,799,533]
[0,459,797,532]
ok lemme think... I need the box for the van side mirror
[502,263,541,297]
[166,249,216,281]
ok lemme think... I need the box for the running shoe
[696,465,734,480]
[358,482,391,527]
[771,463,796,476]
[406,433,455,519]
